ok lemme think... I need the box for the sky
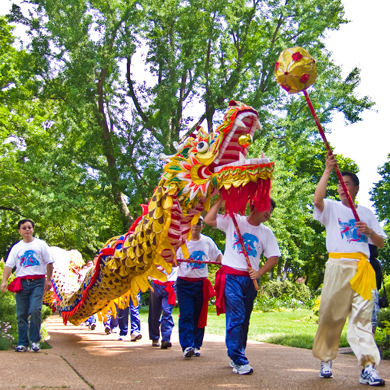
[325,0,390,211]
[1,0,389,213]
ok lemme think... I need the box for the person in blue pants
[205,197,280,375]
[104,292,142,341]
[1,219,54,353]
[85,315,96,330]
[176,216,222,358]
[148,267,177,349]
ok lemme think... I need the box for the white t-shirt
[6,238,55,277]
[313,199,387,258]
[216,214,281,271]
[177,234,222,278]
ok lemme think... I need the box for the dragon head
[160,100,274,215]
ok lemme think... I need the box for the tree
[0,17,124,258]
[3,1,374,279]
[371,156,390,271]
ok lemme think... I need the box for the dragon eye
[196,141,209,153]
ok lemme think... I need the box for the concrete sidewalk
[1,315,390,389]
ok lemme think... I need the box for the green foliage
[0,263,18,349]
[262,280,312,303]
[377,307,390,331]
[371,156,390,271]
[376,308,390,359]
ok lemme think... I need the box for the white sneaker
[230,359,236,368]
[233,364,253,375]
[131,333,142,342]
[183,347,194,358]
[111,327,118,333]
[319,360,333,378]
[15,345,28,352]
[118,336,125,341]
[360,365,385,386]
[31,342,40,352]
[194,348,201,357]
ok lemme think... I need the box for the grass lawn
[139,306,349,350]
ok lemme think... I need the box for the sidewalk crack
[60,355,95,389]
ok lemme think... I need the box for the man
[205,196,280,375]
[148,266,177,349]
[312,153,386,386]
[1,219,54,352]
[176,216,222,358]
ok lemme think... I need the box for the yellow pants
[312,258,380,367]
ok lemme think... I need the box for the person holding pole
[205,197,280,375]
[313,153,386,386]
[176,216,222,358]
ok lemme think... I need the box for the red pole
[176,259,221,265]
[303,90,360,222]
[231,214,259,291]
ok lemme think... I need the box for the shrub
[252,280,315,312]
[375,308,390,359]
[262,280,312,304]
[0,263,18,349]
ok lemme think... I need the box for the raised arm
[204,196,223,228]
[314,153,337,213]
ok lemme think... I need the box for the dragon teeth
[213,152,270,173]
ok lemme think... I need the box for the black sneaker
[152,340,160,347]
[360,365,385,386]
[161,341,172,349]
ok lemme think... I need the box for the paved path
[1,315,390,389]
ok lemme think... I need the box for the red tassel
[220,179,271,216]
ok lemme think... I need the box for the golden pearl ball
[238,133,252,148]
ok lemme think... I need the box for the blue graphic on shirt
[233,232,260,257]
[187,251,206,270]
[19,250,40,268]
[338,218,367,243]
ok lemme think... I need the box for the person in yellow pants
[313,153,386,386]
